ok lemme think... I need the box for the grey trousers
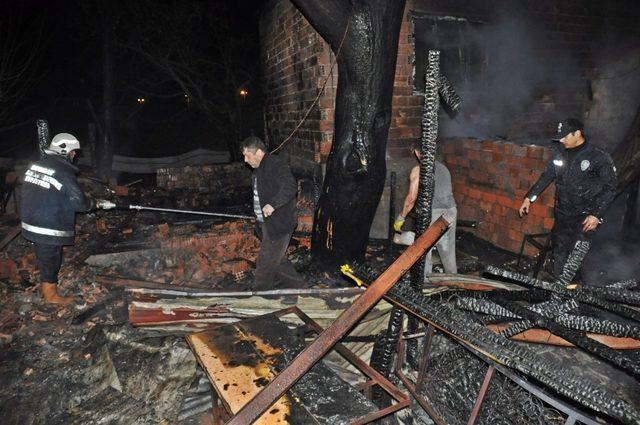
[424,207,457,275]
[254,224,305,289]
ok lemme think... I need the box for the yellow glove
[393,215,405,232]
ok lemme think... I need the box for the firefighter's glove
[96,199,116,210]
[393,214,405,233]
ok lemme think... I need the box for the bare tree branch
[0,3,45,125]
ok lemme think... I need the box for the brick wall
[261,0,640,167]
[386,4,423,159]
[442,138,555,254]
[156,163,251,208]
[158,220,258,282]
[260,0,335,179]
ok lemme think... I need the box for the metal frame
[516,232,551,278]
[394,322,608,425]
[227,217,449,424]
[211,306,410,424]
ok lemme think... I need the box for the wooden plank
[187,315,379,424]
[187,325,295,424]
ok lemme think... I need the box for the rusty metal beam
[226,216,450,425]
[467,365,495,425]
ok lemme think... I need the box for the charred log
[37,119,49,158]
[485,266,640,323]
[493,298,640,377]
[411,50,442,289]
[554,314,640,340]
[370,308,404,406]
[555,239,591,287]
[606,279,638,290]
[406,51,442,367]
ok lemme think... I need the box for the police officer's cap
[552,118,584,142]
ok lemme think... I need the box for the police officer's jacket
[526,141,617,220]
[20,154,94,245]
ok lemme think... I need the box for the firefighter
[519,118,617,282]
[20,133,115,306]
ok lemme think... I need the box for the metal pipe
[127,204,254,220]
[97,275,364,297]
[226,216,450,425]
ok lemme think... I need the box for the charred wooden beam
[555,239,591,287]
[554,314,640,340]
[485,266,640,323]
[606,279,638,290]
[492,297,640,377]
[343,267,640,424]
[37,119,49,158]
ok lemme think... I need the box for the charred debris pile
[0,173,639,424]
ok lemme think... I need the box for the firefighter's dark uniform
[20,154,94,284]
[526,142,617,281]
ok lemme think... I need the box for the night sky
[0,0,263,159]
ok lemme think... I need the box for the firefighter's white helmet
[46,133,81,156]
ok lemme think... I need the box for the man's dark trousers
[254,223,304,289]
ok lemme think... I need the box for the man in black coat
[21,133,114,305]
[240,136,305,290]
[519,118,617,282]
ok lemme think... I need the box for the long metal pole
[128,205,254,220]
[227,216,450,425]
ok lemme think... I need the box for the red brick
[158,223,170,237]
[222,259,250,274]
[0,258,17,279]
[96,219,108,235]
[467,188,482,199]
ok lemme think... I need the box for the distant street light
[238,88,248,141]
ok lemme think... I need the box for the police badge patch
[581,159,590,171]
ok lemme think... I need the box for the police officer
[519,118,617,282]
[20,133,115,306]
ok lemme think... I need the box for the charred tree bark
[37,119,49,158]
[290,0,406,266]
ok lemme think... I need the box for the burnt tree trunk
[291,0,406,267]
